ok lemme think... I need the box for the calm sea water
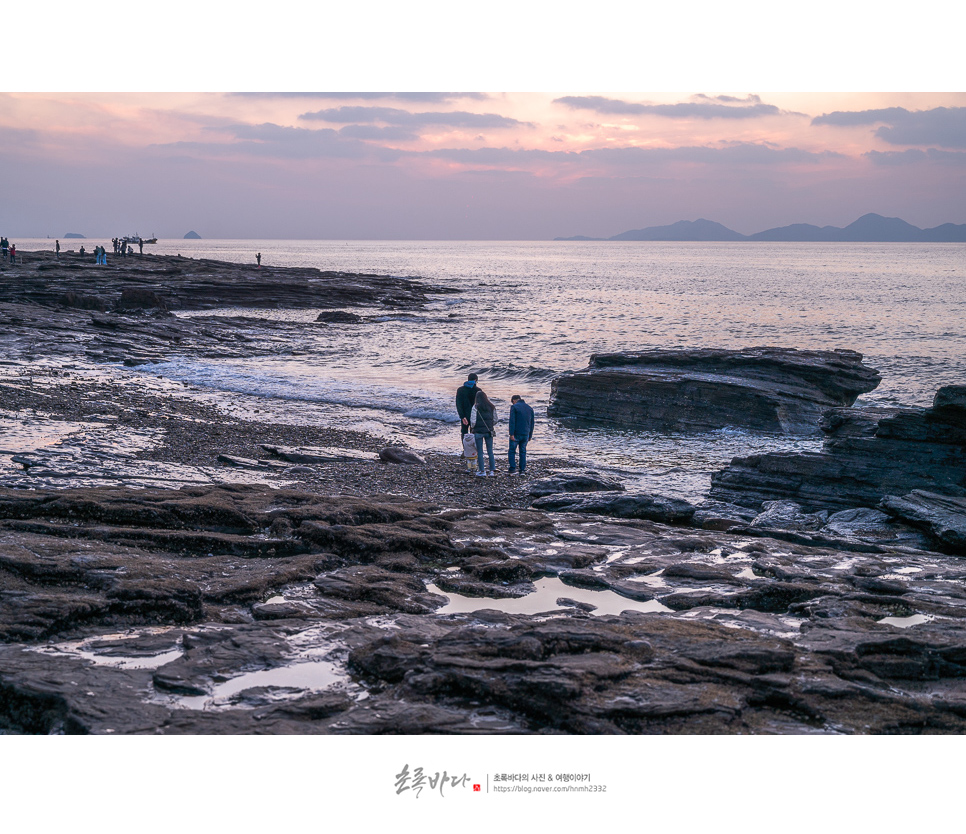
[21,238,966,500]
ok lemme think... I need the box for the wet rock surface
[751,500,828,531]
[548,347,881,435]
[530,491,696,523]
[710,385,966,511]
[378,447,427,465]
[3,484,966,734]
[880,491,966,554]
[528,471,626,498]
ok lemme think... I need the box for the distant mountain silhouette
[611,219,745,242]
[747,223,842,242]
[556,214,966,242]
[183,230,202,240]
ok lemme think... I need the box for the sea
[21,238,966,501]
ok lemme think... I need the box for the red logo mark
[473,784,481,792]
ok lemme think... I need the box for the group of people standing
[111,238,142,257]
[456,373,535,477]
[1,237,15,263]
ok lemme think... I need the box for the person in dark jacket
[456,373,482,446]
[471,390,497,476]
[508,394,535,475]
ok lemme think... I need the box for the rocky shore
[3,252,966,735]
[5,480,966,734]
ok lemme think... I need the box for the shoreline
[0,358,569,505]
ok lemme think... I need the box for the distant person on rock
[1,237,8,259]
[79,246,86,256]
[138,238,143,255]
[256,252,261,267]
[9,244,15,264]
[508,394,535,475]
[471,390,497,476]
[55,240,60,257]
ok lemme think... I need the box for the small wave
[403,407,460,423]
[145,359,460,423]
[708,427,757,439]
[410,357,459,370]
[367,314,428,323]
[456,362,560,382]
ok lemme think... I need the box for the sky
[3,7,964,240]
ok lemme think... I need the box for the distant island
[184,231,202,240]
[64,233,85,239]
[556,213,966,243]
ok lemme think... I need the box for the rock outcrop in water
[0,250,454,368]
[548,347,881,435]
[0,249,451,313]
[710,385,966,517]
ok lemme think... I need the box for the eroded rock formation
[548,347,881,435]
[710,385,966,513]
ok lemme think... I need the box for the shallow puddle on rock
[604,547,631,564]
[680,608,803,638]
[81,648,185,670]
[625,570,667,588]
[35,629,185,670]
[427,576,672,617]
[174,659,348,710]
[878,614,933,628]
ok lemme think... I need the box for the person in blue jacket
[508,394,535,475]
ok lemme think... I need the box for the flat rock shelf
[548,346,882,435]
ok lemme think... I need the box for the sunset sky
[5,8,963,240]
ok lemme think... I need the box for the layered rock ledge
[710,385,966,519]
[548,347,881,435]
[0,249,452,313]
